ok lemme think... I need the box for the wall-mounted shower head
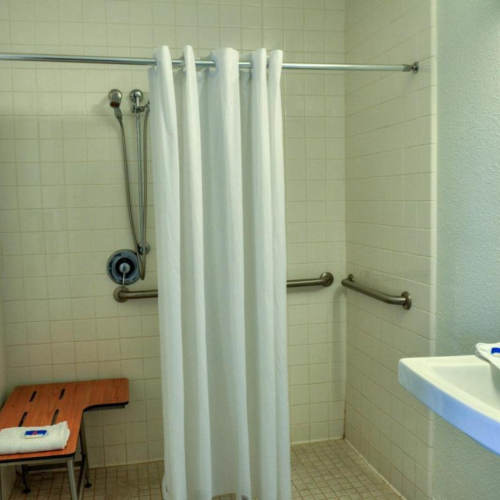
[108,89,123,120]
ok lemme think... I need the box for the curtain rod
[0,52,419,73]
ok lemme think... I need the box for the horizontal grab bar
[114,271,334,302]
[341,274,412,310]
[114,287,158,302]
[287,272,334,289]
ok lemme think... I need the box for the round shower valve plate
[107,249,140,285]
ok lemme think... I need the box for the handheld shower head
[108,89,123,119]
[108,89,122,108]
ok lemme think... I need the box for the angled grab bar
[341,274,412,310]
[114,271,334,302]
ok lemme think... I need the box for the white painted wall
[435,0,500,498]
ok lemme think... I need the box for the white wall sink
[399,355,500,456]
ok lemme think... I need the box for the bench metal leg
[21,465,30,494]
[66,459,78,500]
[79,420,91,488]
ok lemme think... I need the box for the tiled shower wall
[0,283,5,408]
[344,1,436,499]
[0,0,346,466]
[0,273,13,497]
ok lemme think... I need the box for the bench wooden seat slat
[0,379,128,463]
[23,384,62,428]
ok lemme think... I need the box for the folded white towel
[475,342,500,369]
[0,421,70,455]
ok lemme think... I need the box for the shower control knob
[119,262,131,275]
[107,250,140,285]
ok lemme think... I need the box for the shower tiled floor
[8,440,400,499]
[290,440,400,499]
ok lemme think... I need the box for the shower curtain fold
[149,45,291,500]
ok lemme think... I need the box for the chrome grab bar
[114,287,158,302]
[113,271,334,302]
[341,274,412,310]
[286,271,334,289]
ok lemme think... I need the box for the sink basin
[399,355,500,456]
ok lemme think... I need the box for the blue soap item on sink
[491,347,500,356]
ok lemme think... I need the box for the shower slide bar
[113,271,334,302]
[0,52,419,73]
[341,274,412,310]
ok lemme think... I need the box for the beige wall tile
[344,0,436,499]
[0,0,346,469]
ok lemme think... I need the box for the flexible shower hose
[116,105,150,280]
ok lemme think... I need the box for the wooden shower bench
[0,379,129,500]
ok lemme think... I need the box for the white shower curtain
[148,46,291,500]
